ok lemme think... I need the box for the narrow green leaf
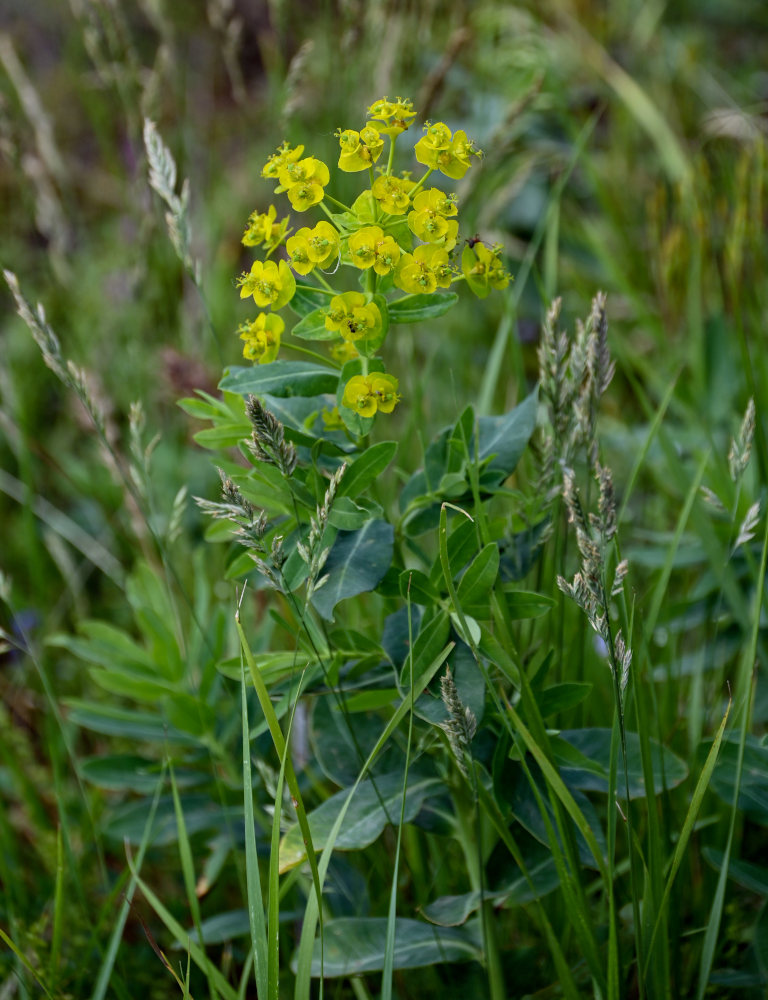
[338,441,398,498]
[388,292,458,323]
[220,361,338,398]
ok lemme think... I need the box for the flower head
[367,96,417,137]
[408,188,459,249]
[336,124,385,172]
[276,156,330,211]
[461,242,510,298]
[261,142,304,181]
[394,244,453,295]
[287,221,340,275]
[342,373,400,417]
[242,207,290,253]
[239,313,284,364]
[414,123,481,179]
[237,258,296,309]
[325,291,382,343]
[371,174,412,215]
[348,226,402,275]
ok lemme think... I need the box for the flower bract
[348,226,402,275]
[239,312,284,364]
[337,124,385,172]
[237,259,296,309]
[394,244,453,295]
[325,291,382,342]
[371,174,412,215]
[461,242,510,298]
[408,188,459,248]
[342,373,400,416]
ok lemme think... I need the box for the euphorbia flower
[342,373,400,416]
[415,123,481,179]
[237,259,296,309]
[408,188,459,248]
[461,242,510,298]
[367,96,417,137]
[337,125,385,172]
[287,220,341,275]
[348,226,401,275]
[394,244,453,295]
[325,291,382,342]
[371,174,412,215]
[276,156,330,211]
[261,142,304,181]
[238,312,284,364]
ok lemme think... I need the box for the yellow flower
[237,259,296,309]
[261,142,304,181]
[321,405,346,429]
[414,123,481,179]
[306,221,341,269]
[287,221,340,275]
[371,174,412,215]
[367,96,417,137]
[330,340,359,363]
[347,226,402,275]
[336,124,385,172]
[342,373,400,417]
[286,230,314,276]
[276,157,330,211]
[325,291,382,342]
[238,313,284,364]
[394,244,453,295]
[408,188,459,249]
[461,242,510,298]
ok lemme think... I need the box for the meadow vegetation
[1,2,767,997]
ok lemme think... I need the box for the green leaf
[220,361,338,398]
[537,683,593,719]
[311,519,394,621]
[557,728,688,798]
[401,610,450,685]
[422,856,560,926]
[338,441,398,498]
[476,389,538,482]
[182,909,250,945]
[336,357,385,436]
[388,293,459,324]
[103,795,239,846]
[64,699,198,744]
[310,696,405,787]
[703,847,768,896]
[291,285,332,317]
[502,588,556,619]
[398,569,441,606]
[291,307,337,341]
[302,917,481,976]
[702,735,768,822]
[279,771,441,871]
[326,495,383,530]
[80,755,178,793]
[456,543,500,607]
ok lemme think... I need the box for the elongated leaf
[477,389,538,480]
[301,917,481,976]
[556,728,688,798]
[291,307,337,341]
[337,441,398,498]
[220,361,338,398]
[290,285,333,317]
[388,293,458,324]
[80,755,193,793]
[64,699,198,744]
[423,856,560,926]
[279,771,441,871]
[311,519,394,621]
[701,735,768,822]
[502,588,555,619]
[456,543,499,606]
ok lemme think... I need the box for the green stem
[294,283,335,297]
[322,193,352,213]
[385,134,397,176]
[409,167,434,197]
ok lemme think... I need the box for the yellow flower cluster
[234,96,510,419]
